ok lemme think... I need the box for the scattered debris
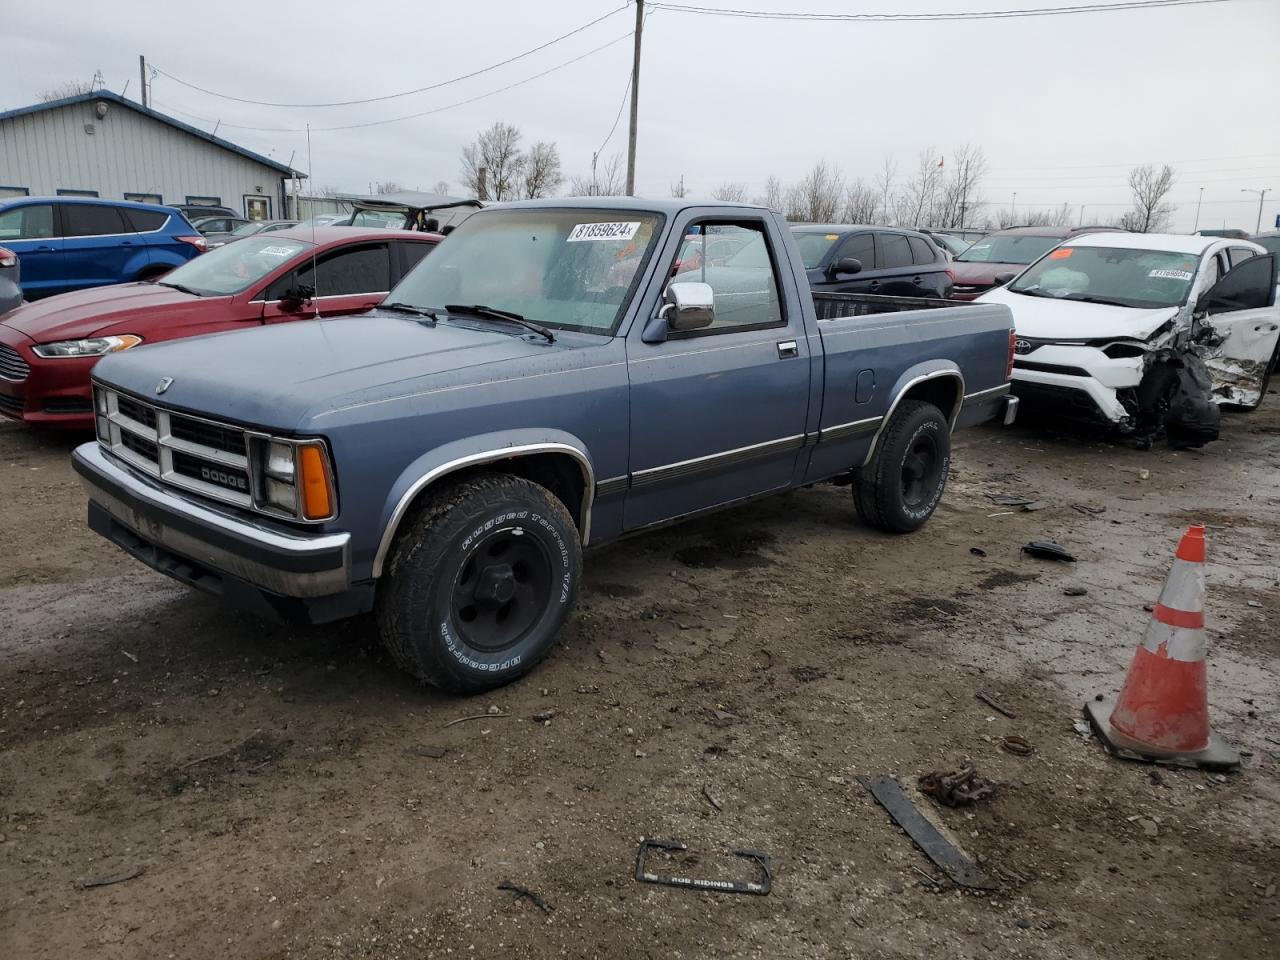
[120,650,139,663]
[701,783,723,811]
[709,707,738,724]
[75,865,144,890]
[1135,818,1160,839]
[443,712,510,728]
[497,881,553,914]
[1138,469,1150,480]
[976,690,1016,718]
[969,547,987,557]
[179,729,264,770]
[1063,586,1089,596]
[1247,600,1263,608]
[1021,501,1046,512]
[1072,719,1093,738]
[918,767,996,807]
[857,776,996,890]
[1072,504,1107,516]
[1001,735,1035,757]
[530,710,556,723]
[634,838,771,895]
[409,744,447,759]
[1021,541,1076,562]
[987,494,1035,506]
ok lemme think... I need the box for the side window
[123,208,168,232]
[835,233,874,269]
[62,204,127,237]
[667,221,784,335]
[1227,246,1256,268]
[0,204,56,241]
[1200,254,1275,314]
[296,244,391,297]
[878,233,913,269]
[396,240,435,278]
[908,235,937,265]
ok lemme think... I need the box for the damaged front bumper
[1011,343,1145,426]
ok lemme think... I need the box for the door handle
[777,340,798,359]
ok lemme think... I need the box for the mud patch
[894,597,967,623]
[790,665,826,683]
[977,570,1041,591]
[150,732,290,798]
[673,528,777,569]
[586,580,645,598]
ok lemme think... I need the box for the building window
[57,189,99,198]
[185,195,222,207]
[124,192,163,205]
[0,186,30,199]
[243,195,272,220]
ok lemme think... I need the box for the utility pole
[1193,186,1204,232]
[1011,191,1017,222]
[1241,187,1271,234]
[625,0,644,196]
[1078,204,1085,226]
[138,55,148,108]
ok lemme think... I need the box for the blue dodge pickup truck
[74,198,1017,693]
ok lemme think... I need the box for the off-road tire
[852,399,950,533]
[376,473,581,694]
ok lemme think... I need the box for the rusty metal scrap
[917,766,995,807]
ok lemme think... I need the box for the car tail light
[0,246,16,268]
[176,235,207,253]
[1006,329,1016,381]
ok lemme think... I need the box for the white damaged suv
[979,233,1279,433]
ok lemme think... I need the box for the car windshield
[229,222,266,237]
[1009,245,1202,309]
[158,236,311,296]
[385,208,664,335]
[349,209,408,229]
[958,234,1062,264]
[792,231,842,269]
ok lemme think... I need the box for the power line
[151,30,635,134]
[647,0,1233,22]
[988,152,1280,172]
[151,3,632,108]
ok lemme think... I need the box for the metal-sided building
[0,90,300,219]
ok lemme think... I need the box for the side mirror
[827,257,862,278]
[993,271,1017,285]
[661,281,715,332]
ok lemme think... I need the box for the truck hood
[950,260,1022,287]
[0,282,217,341]
[92,312,569,431]
[979,286,1179,341]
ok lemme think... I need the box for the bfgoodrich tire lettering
[376,473,582,694]
[852,399,950,534]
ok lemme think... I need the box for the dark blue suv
[0,197,207,301]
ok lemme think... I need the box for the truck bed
[811,291,966,320]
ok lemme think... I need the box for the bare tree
[898,148,945,227]
[522,142,563,199]
[315,184,344,198]
[430,180,451,195]
[460,122,525,201]
[936,143,988,229]
[670,177,688,198]
[783,183,807,222]
[1120,163,1176,233]
[40,78,97,102]
[712,182,748,202]
[567,153,625,196]
[874,156,898,225]
[991,204,1074,228]
[754,175,785,212]
[374,181,403,195]
[842,178,879,224]
[796,160,843,222]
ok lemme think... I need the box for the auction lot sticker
[567,221,641,242]
[1148,269,1193,280]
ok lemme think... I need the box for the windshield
[791,231,842,269]
[958,234,1062,265]
[350,209,408,229]
[159,236,310,296]
[385,208,663,335]
[1009,246,1202,309]
[229,222,265,237]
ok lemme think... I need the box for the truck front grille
[95,385,254,510]
[0,344,29,381]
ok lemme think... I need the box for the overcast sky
[4,0,1278,231]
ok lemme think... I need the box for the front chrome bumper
[73,442,350,598]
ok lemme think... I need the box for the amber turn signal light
[297,443,335,520]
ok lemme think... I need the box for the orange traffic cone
[1085,524,1239,771]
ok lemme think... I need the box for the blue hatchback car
[0,197,207,301]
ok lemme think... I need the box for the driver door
[260,242,391,323]
[1196,253,1280,404]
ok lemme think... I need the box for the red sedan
[0,227,439,428]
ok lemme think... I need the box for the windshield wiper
[445,304,556,343]
[1063,295,1133,308]
[381,302,439,323]
[158,281,202,297]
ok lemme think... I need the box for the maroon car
[0,227,439,428]
[950,225,1118,300]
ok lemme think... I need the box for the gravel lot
[1,398,1277,960]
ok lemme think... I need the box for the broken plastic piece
[634,838,771,895]
[1021,541,1076,562]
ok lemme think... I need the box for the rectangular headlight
[264,477,298,514]
[266,441,295,480]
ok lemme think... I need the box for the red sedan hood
[0,283,227,342]
[950,260,1021,286]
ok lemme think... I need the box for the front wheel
[852,399,951,533]
[376,473,582,694]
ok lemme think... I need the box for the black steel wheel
[377,473,581,694]
[853,399,951,533]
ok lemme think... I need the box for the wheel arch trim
[861,364,966,467]
[372,438,595,578]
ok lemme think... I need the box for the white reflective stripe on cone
[1140,620,1207,662]
[1159,558,1204,610]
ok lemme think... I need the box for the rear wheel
[852,399,951,533]
[376,473,581,694]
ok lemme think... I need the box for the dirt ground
[1,396,1278,960]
